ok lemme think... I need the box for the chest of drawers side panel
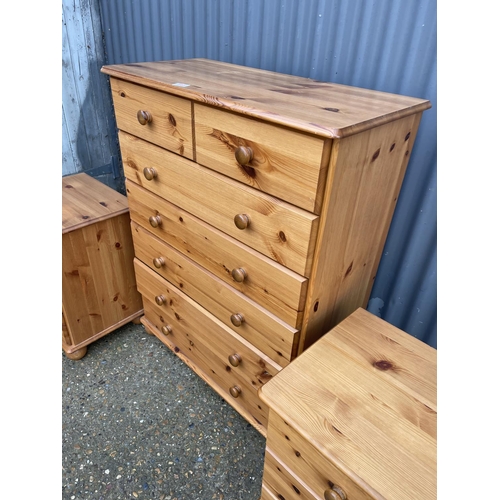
[298,113,423,353]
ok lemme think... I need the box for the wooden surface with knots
[119,130,319,277]
[102,58,430,436]
[101,58,431,139]
[259,307,437,500]
[62,173,143,357]
[62,172,129,234]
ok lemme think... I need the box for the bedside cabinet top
[101,58,431,139]
[62,173,129,234]
[259,307,437,500]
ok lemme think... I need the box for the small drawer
[194,104,331,214]
[126,180,308,329]
[120,130,319,277]
[109,78,194,159]
[266,411,376,500]
[262,448,319,500]
[135,259,281,432]
[131,220,298,367]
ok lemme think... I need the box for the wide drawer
[126,180,308,328]
[135,259,282,432]
[109,78,194,159]
[120,130,319,277]
[265,411,377,500]
[194,104,330,214]
[131,220,298,367]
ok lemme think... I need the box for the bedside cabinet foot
[64,346,88,360]
[131,315,143,325]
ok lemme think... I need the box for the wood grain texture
[62,173,129,234]
[62,212,143,348]
[259,308,437,500]
[101,59,431,139]
[262,447,319,500]
[141,314,270,438]
[126,181,308,327]
[194,103,330,213]
[135,260,281,433]
[120,131,319,276]
[131,221,298,367]
[299,113,423,352]
[110,78,194,159]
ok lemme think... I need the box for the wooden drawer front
[260,483,280,500]
[262,448,319,500]
[266,411,377,500]
[131,221,298,367]
[110,78,193,159]
[126,181,308,328]
[135,260,281,429]
[194,104,329,214]
[120,131,319,277]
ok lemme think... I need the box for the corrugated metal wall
[62,0,124,191]
[95,0,437,346]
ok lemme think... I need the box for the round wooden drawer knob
[161,325,172,335]
[143,167,157,180]
[230,313,245,327]
[231,268,247,283]
[228,354,242,367]
[153,257,165,269]
[149,215,162,228]
[229,386,241,398]
[324,486,347,500]
[155,295,166,306]
[235,146,253,166]
[137,110,153,125]
[234,214,250,230]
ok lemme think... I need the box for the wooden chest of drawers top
[259,308,437,500]
[101,58,430,139]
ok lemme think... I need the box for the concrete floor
[62,321,266,500]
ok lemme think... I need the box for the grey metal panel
[99,0,437,346]
[62,0,124,191]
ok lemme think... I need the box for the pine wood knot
[373,360,393,371]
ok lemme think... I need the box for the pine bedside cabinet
[62,173,144,360]
[258,307,437,500]
[100,58,431,435]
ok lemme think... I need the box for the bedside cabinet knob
[229,386,241,398]
[137,110,153,125]
[161,325,172,336]
[234,214,250,230]
[235,146,253,166]
[324,486,347,500]
[231,268,247,283]
[149,215,162,228]
[143,167,157,180]
[228,354,242,367]
[155,295,166,306]
[153,257,165,269]
[230,313,245,327]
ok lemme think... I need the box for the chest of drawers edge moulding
[101,58,431,436]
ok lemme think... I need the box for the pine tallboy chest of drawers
[101,59,430,436]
